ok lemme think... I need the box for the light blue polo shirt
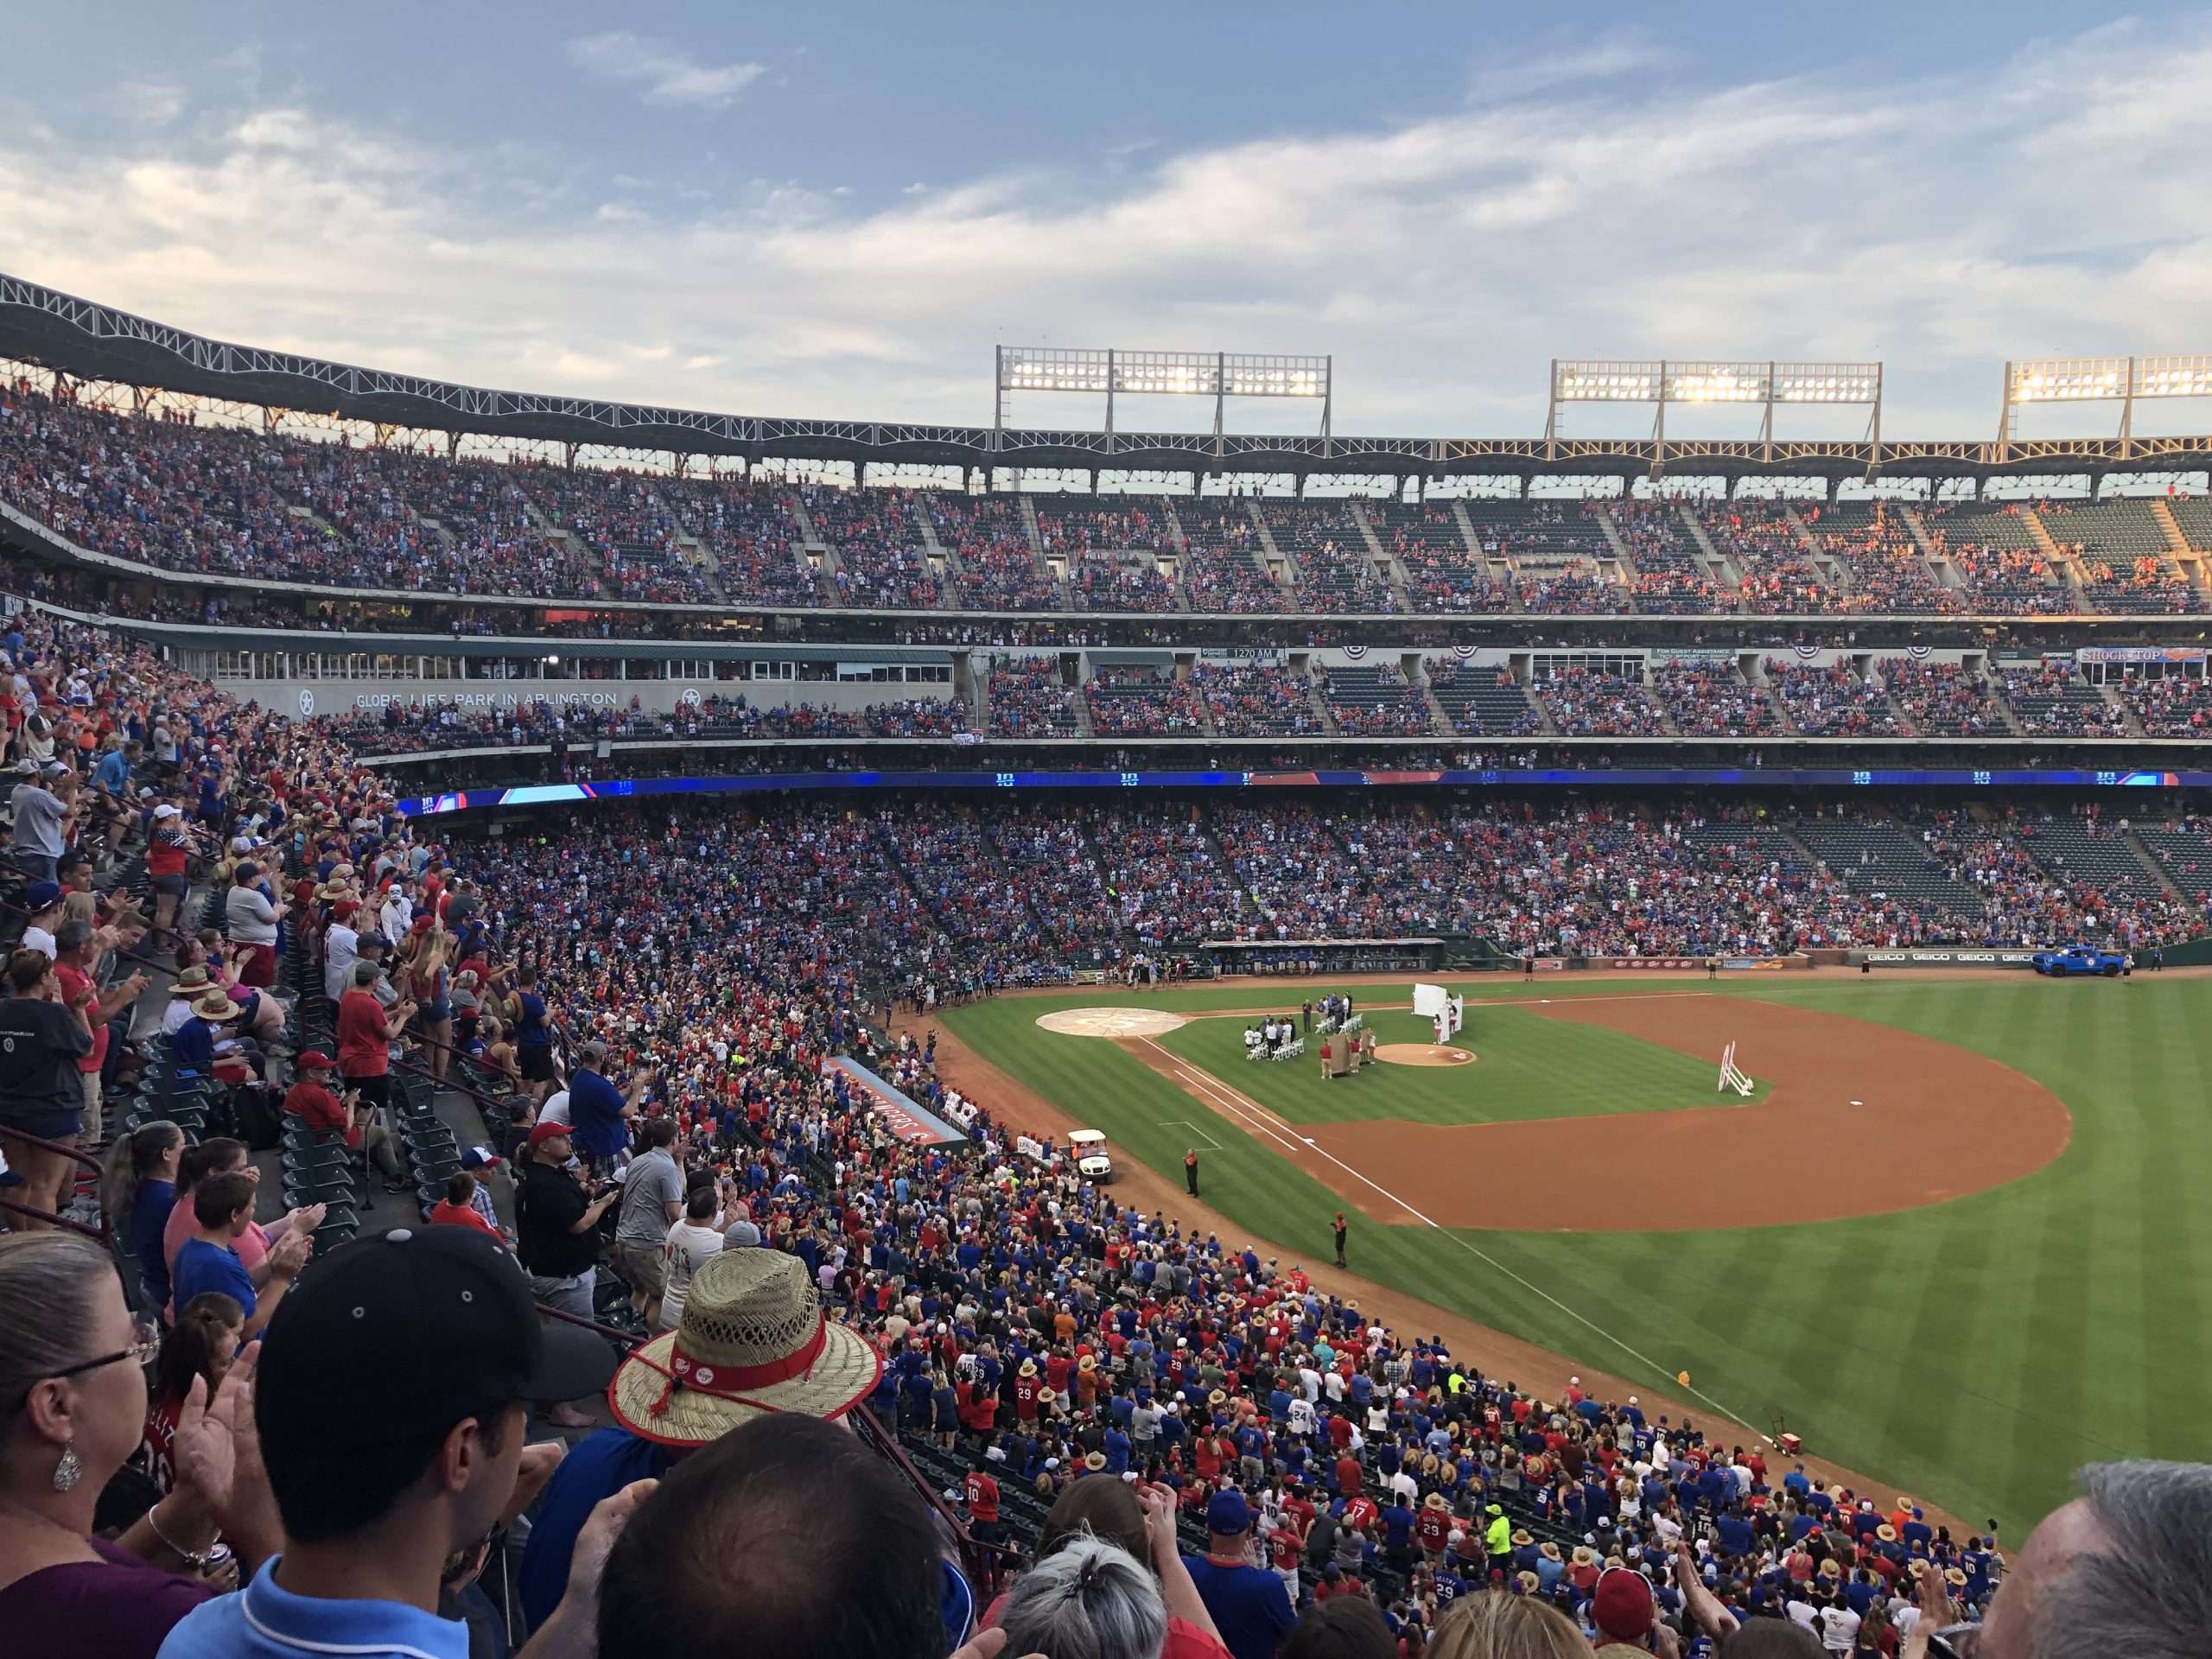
[156,1557,467,1659]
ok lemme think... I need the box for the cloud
[1468,30,1672,105]
[109,83,187,127]
[565,32,765,110]
[4,22,2212,443]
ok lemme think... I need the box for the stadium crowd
[21,377,2212,630]
[0,592,2209,1659]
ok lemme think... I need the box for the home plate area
[1035,1007,1191,1038]
[1371,1043,1475,1067]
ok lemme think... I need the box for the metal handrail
[0,1123,110,1240]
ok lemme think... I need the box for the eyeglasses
[5,1319,161,1414]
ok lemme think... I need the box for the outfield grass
[1153,1005,1753,1126]
[941,976,2212,1537]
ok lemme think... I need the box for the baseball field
[933,972,2211,1539]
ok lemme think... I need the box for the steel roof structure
[7,271,2210,485]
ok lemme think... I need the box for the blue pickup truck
[2031,944,2131,977]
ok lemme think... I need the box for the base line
[1159,1119,1227,1151]
[1142,1033,1770,1444]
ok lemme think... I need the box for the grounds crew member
[1185,1148,1200,1197]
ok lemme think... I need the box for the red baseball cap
[294,1051,336,1072]
[527,1120,572,1147]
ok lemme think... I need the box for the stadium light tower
[1999,354,2212,456]
[994,346,1333,438]
[1544,359,1884,467]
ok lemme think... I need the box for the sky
[5,3,2212,452]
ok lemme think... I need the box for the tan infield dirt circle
[1373,1043,1475,1067]
[1117,993,2071,1233]
[1036,1007,1190,1038]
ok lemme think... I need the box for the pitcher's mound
[1374,1044,1475,1067]
[1038,1007,1191,1038]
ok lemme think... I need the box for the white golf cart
[1067,1128,1113,1182]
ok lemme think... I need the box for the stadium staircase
[1160,499,1193,608]
[2133,821,2212,906]
[1791,817,1982,924]
[786,496,838,584]
[1592,505,1643,603]
[2015,814,2184,911]
[1779,504,1846,593]
[2099,680,2145,737]
[917,504,962,584]
[2164,494,2212,561]
[1444,501,1487,580]
[1899,507,1967,595]
[1675,503,1741,586]
[2148,499,2212,596]
[1246,504,1302,605]
[1346,502,1417,612]
[2018,508,2089,601]
[1748,659,1794,730]
[1868,666,1917,735]
[1014,496,1071,607]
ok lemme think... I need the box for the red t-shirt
[336,988,391,1077]
[964,1471,1001,1522]
[52,963,106,1074]
[429,1199,500,1237]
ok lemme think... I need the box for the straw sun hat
[607,1250,880,1446]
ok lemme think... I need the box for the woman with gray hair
[991,1481,1231,1659]
[1000,1536,1170,1659]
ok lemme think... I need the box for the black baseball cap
[257,1226,616,1460]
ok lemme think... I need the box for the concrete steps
[1348,502,1415,612]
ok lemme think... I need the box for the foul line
[1141,1033,1770,1444]
[1160,1120,1227,1151]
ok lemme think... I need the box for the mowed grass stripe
[943,976,2212,1535]
[1154,1006,1752,1127]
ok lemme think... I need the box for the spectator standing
[1184,1491,1297,1659]
[335,960,415,1125]
[658,1184,726,1333]
[222,863,283,991]
[515,1122,615,1429]
[52,919,146,1142]
[613,1117,684,1328]
[9,762,72,886]
[566,1041,651,1173]
[0,946,92,1230]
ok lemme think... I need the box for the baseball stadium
[3,30,2212,1651]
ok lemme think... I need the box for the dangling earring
[52,1442,83,1492]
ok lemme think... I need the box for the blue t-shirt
[130,1180,177,1310]
[156,1554,467,1659]
[518,1427,674,1630]
[566,1067,627,1158]
[1183,1556,1296,1659]
[172,1238,256,1325]
[172,1016,215,1075]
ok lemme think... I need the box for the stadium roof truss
[1999,354,2212,455]
[1546,359,1885,474]
[994,346,1332,438]
[4,271,2212,484]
